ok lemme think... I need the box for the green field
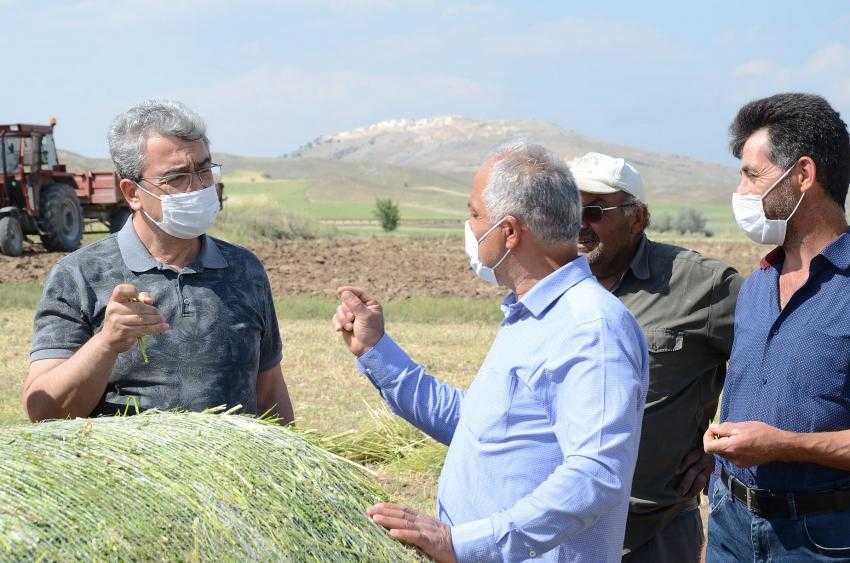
[218,174,746,242]
[218,175,469,239]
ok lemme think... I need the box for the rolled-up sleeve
[30,263,93,362]
[451,316,649,561]
[356,334,465,445]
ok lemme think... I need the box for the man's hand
[96,284,169,354]
[333,286,385,357]
[676,446,715,497]
[703,421,793,468]
[367,503,457,563]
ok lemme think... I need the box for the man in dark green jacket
[569,152,742,563]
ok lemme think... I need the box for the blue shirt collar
[501,255,593,319]
[116,217,228,273]
[820,229,850,270]
[760,229,850,272]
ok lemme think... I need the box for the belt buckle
[746,487,754,512]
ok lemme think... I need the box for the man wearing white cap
[569,152,742,562]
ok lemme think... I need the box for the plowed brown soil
[0,237,764,299]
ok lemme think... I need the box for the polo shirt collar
[116,218,228,273]
[501,255,593,319]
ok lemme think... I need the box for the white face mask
[732,164,804,246]
[136,184,220,239]
[464,219,510,286]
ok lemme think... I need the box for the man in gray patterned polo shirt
[22,100,293,423]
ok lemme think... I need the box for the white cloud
[441,1,501,17]
[805,43,850,74]
[37,0,430,29]
[733,43,850,107]
[734,59,783,79]
[482,17,682,61]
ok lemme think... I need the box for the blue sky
[2,0,849,164]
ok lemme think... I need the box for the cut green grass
[0,411,419,561]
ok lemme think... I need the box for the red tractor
[0,121,131,256]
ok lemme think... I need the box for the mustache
[578,228,599,243]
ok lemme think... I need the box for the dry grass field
[0,233,759,519]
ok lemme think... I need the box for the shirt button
[183,298,190,305]
[529,550,536,557]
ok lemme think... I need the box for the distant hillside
[57,151,112,172]
[286,116,737,204]
[60,116,738,205]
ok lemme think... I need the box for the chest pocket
[795,327,850,433]
[461,364,547,443]
[645,330,686,406]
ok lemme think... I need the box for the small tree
[373,198,400,232]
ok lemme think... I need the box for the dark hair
[729,93,850,207]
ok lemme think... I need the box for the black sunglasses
[581,203,638,224]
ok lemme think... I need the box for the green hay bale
[0,411,419,562]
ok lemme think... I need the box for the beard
[763,176,800,220]
[577,227,604,264]
[578,225,638,280]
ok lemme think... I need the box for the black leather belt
[721,468,850,519]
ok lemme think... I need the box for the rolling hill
[285,116,738,204]
[59,116,738,211]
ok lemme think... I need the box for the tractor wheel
[108,207,133,233]
[38,183,83,252]
[0,215,24,257]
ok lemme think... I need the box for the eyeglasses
[139,163,222,193]
[581,203,638,224]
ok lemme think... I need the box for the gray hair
[107,99,208,181]
[483,141,581,245]
[620,191,651,229]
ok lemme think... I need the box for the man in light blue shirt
[333,142,649,562]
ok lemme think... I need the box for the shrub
[213,205,324,243]
[651,207,712,237]
[653,213,673,233]
[373,198,400,232]
[673,207,708,235]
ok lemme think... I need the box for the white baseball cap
[568,152,646,203]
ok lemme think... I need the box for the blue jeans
[707,476,850,561]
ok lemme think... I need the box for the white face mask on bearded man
[732,164,804,246]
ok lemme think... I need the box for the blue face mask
[464,219,510,286]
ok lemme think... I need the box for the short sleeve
[257,267,283,372]
[30,262,93,362]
